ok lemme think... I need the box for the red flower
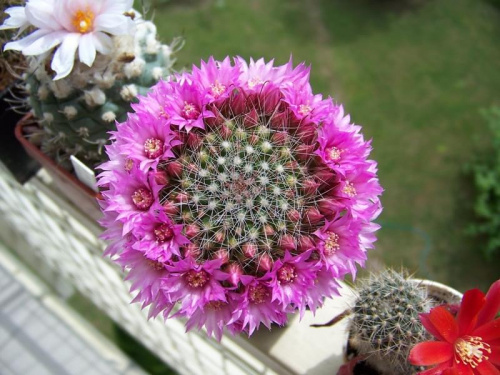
[409,280,500,375]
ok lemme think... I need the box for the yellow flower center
[343,181,357,197]
[454,336,491,369]
[299,103,312,116]
[72,8,95,34]
[324,232,340,256]
[328,147,342,161]
[210,80,226,98]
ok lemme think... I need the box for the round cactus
[24,19,181,168]
[349,270,432,375]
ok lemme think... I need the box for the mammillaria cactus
[348,270,432,375]
[1,0,181,167]
[98,57,383,340]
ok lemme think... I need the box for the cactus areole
[98,57,383,339]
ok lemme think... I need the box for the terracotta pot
[15,114,103,221]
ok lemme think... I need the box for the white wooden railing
[0,162,351,375]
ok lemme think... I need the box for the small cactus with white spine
[26,19,181,167]
[348,269,431,375]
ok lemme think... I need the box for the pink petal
[477,280,500,327]
[408,341,453,366]
[458,289,486,335]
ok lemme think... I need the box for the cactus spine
[349,269,431,375]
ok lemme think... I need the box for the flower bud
[303,207,324,225]
[279,234,296,251]
[153,170,169,185]
[228,89,247,115]
[257,254,273,272]
[175,192,189,203]
[213,249,229,264]
[302,178,320,195]
[244,108,259,128]
[297,235,315,252]
[219,124,232,139]
[183,243,201,258]
[226,263,242,286]
[215,230,225,243]
[296,122,317,144]
[263,224,275,236]
[248,133,259,145]
[287,209,301,222]
[318,198,342,218]
[162,200,179,215]
[185,223,200,238]
[243,243,257,258]
[261,88,282,116]
[166,160,183,178]
[271,131,288,146]
[313,168,336,185]
[270,110,289,129]
[187,132,202,149]
[295,143,316,162]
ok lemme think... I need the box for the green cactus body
[350,270,432,375]
[25,19,181,168]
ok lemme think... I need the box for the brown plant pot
[344,279,462,375]
[15,114,103,221]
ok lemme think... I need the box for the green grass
[145,0,500,291]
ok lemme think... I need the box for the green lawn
[147,0,500,291]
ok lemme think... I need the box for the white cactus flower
[1,0,135,80]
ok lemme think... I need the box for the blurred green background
[143,0,500,291]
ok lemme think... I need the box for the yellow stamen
[72,8,94,34]
[324,232,340,256]
[454,336,491,369]
[299,103,312,116]
[343,181,357,197]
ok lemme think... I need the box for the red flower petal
[429,306,459,343]
[490,346,500,367]
[477,280,500,328]
[417,362,454,375]
[473,319,500,342]
[453,361,474,375]
[476,360,500,375]
[458,289,486,335]
[421,312,446,341]
[409,341,453,366]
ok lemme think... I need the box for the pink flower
[98,57,382,340]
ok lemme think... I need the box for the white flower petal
[53,0,73,31]
[101,0,134,14]
[22,30,66,56]
[25,0,60,31]
[78,33,96,67]
[3,29,50,52]
[51,33,81,80]
[92,32,112,54]
[0,7,28,31]
[94,14,134,36]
